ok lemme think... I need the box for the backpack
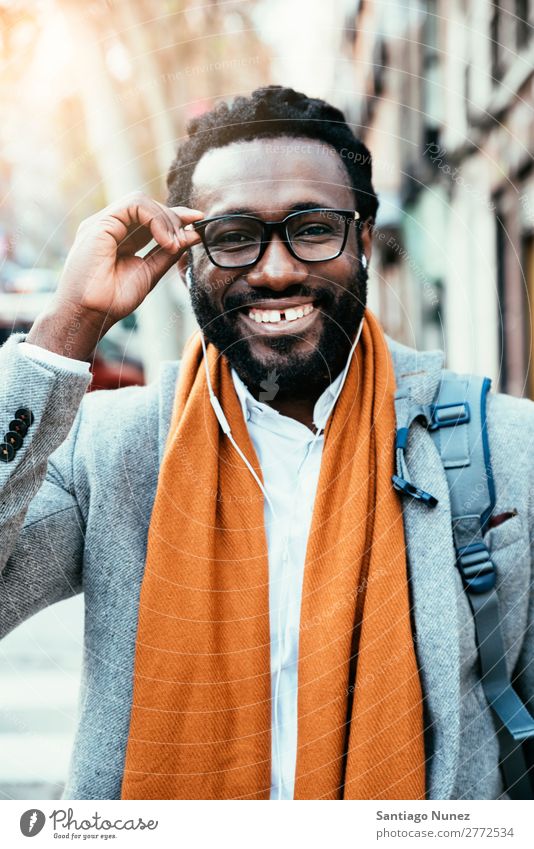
[392,370,534,799]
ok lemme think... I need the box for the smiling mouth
[249,301,315,323]
[237,300,320,335]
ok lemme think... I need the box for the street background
[0,0,533,798]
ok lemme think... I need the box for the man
[0,86,532,801]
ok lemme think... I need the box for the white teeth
[248,302,315,323]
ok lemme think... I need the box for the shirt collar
[230,320,362,433]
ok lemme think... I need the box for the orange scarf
[120,310,425,800]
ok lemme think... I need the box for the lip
[238,303,321,336]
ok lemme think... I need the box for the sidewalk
[0,596,83,800]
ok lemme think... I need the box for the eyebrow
[213,201,333,217]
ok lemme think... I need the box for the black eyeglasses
[191,207,360,269]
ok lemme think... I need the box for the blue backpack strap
[428,371,534,799]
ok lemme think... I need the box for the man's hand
[26,192,204,360]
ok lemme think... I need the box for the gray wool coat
[0,330,533,800]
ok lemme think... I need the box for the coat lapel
[387,337,460,800]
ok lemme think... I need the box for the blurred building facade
[335,0,534,397]
[0,0,271,382]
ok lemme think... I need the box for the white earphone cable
[199,330,277,518]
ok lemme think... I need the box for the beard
[188,260,368,401]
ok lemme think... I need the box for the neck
[260,394,318,432]
[232,323,364,433]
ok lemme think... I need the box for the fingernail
[184,223,194,231]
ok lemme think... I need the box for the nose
[245,234,307,291]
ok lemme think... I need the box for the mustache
[223,284,336,313]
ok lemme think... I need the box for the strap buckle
[457,542,496,594]
[429,401,470,431]
[392,474,438,507]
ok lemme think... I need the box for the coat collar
[386,335,445,403]
[387,336,460,800]
[157,335,459,800]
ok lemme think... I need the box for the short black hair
[166,85,379,223]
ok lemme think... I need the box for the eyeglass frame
[190,207,361,269]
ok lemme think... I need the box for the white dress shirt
[230,340,358,800]
[20,341,91,375]
[19,334,358,800]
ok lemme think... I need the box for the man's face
[185,137,370,399]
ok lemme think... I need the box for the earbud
[361,255,368,270]
[185,267,193,290]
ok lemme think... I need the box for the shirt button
[15,407,34,427]
[0,442,15,462]
[4,431,23,450]
[9,418,28,437]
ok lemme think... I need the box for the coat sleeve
[513,405,534,786]
[0,332,92,637]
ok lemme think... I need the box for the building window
[492,1,528,81]
[491,1,502,82]
[464,63,471,122]
[516,0,531,50]
[495,209,508,392]
[422,0,442,152]
[522,232,534,399]
[373,40,388,98]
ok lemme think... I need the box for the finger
[108,195,179,253]
[168,205,204,230]
[177,227,202,249]
[142,242,182,287]
[131,200,179,253]
[159,203,205,247]
[169,206,204,221]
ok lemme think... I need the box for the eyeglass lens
[203,209,348,267]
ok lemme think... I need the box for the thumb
[142,243,182,289]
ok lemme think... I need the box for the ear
[176,251,190,289]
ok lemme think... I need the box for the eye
[296,224,333,236]
[205,219,260,248]
[217,231,256,244]
[293,222,336,240]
